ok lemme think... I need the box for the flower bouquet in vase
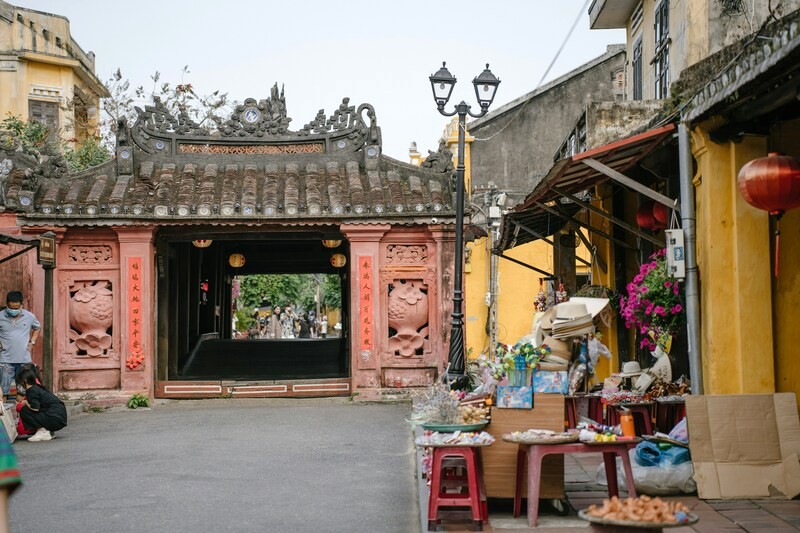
[619,248,686,351]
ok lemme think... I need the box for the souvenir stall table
[504,436,640,528]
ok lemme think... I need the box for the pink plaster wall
[341,223,455,391]
[52,227,121,392]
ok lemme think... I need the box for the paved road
[10,399,418,533]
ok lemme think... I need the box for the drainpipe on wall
[678,120,703,394]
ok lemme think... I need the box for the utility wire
[474,0,591,142]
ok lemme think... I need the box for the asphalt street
[10,398,418,533]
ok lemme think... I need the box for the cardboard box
[533,370,569,394]
[685,393,800,499]
[496,386,533,409]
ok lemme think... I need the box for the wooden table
[565,394,604,428]
[607,402,654,436]
[516,441,638,527]
[481,394,565,499]
[654,398,686,433]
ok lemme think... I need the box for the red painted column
[113,226,156,396]
[340,224,390,391]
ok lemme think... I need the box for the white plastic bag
[595,449,697,495]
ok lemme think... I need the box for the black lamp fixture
[429,62,500,389]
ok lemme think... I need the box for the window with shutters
[28,100,59,143]
[632,37,643,101]
[653,0,670,99]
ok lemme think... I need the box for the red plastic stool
[427,446,487,531]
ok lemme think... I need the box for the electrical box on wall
[665,229,686,280]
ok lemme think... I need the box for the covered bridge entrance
[0,87,459,401]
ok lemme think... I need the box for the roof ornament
[134,96,206,136]
[217,84,291,137]
[420,139,455,174]
[129,84,381,155]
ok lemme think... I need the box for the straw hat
[552,302,591,324]
[569,297,611,319]
[550,301,595,339]
[617,361,643,377]
[541,336,571,359]
[539,306,557,330]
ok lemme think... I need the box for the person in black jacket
[16,366,66,442]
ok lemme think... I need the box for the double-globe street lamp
[429,62,500,388]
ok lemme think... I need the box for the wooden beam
[532,200,639,251]
[581,158,681,214]
[551,185,664,247]
[570,224,608,274]
[510,220,591,267]
[493,251,554,277]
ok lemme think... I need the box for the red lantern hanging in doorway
[737,152,800,277]
[192,239,213,248]
[635,200,669,231]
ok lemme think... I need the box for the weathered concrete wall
[586,101,667,149]
[468,46,626,201]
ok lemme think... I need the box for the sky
[17,0,624,160]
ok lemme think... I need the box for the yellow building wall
[587,184,619,381]
[0,4,105,142]
[771,119,800,396]
[691,126,776,394]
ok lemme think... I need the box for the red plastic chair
[427,446,487,531]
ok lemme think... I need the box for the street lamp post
[429,62,500,388]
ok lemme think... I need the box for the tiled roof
[683,9,800,122]
[9,155,453,222]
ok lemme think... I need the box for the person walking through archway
[268,306,282,339]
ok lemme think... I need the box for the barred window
[653,1,670,99]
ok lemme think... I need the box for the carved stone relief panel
[387,279,429,357]
[68,245,113,264]
[386,244,428,265]
[68,280,114,357]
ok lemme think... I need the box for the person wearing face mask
[0,292,40,401]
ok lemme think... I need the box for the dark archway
[155,227,349,382]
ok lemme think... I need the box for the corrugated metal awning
[496,123,676,252]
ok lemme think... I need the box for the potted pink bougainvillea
[619,248,685,351]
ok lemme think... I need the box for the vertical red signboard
[127,257,144,369]
[359,256,373,352]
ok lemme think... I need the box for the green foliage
[239,274,302,311]
[322,275,342,309]
[238,274,342,314]
[1,113,48,150]
[62,136,111,171]
[127,393,150,409]
[234,308,255,332]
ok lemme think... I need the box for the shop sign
[37,233,56,267]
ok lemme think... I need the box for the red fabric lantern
[636,201,669,231]
[737,152,800,277]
